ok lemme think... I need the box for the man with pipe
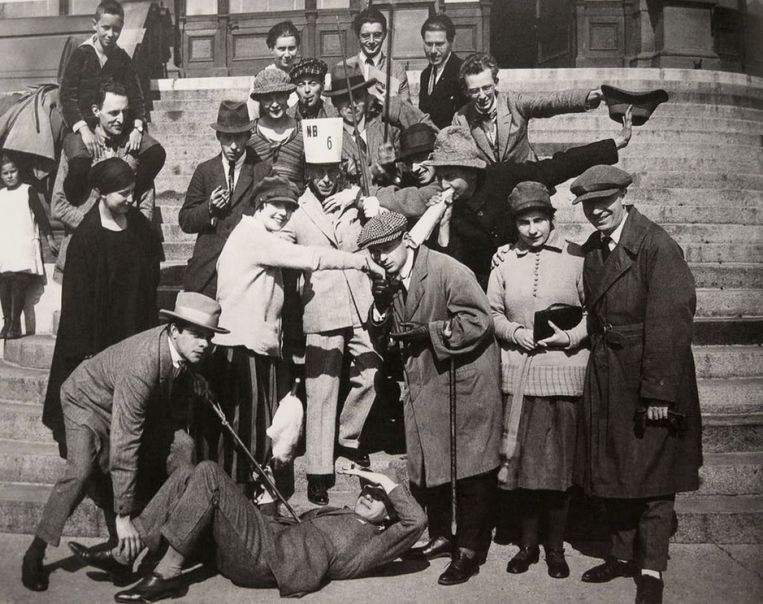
[361,211,502,585]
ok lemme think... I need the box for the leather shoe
[581,557,636,583]
[506,546,540,574]
[307,476,329,506]
[545,548,570,579]
[69,541,132,580]
[21,552,48,592]
[336,445,370,468]
[114,572,186,603]
[438,550,479,586]
[405,536,453,560]
[635,574,664,604]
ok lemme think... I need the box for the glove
[390,321,430,344]
[372,276,397,313]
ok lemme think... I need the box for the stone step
[694,289,763,319]
[694,345,763,379]
[693,317,763,345]
[698,377,763,414]
[0,400,54,442]
[672,494,763,544]
[698,452,763,496]
[3,335,55,370]
[0,360,48,405]
[703,412,763,453]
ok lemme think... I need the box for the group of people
[9,2,703,604]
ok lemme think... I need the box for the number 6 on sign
[302,118,343,164]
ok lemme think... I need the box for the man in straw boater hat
[22,292,227,592]
[359,211,502,586]
[325,61,436,190]
[571,165,701,604]
[280,117,382,505]
[429,109,633,290]
[178,100,270,299]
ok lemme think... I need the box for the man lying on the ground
[70,460,427,601]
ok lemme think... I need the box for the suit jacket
[369,246,502,487]
[60,325,180,515]
[266,484,426,597]
[418,53,467,129]
[179,147,271,298]
[452,89,590,164]
[281,187,373,333]
[342,53,409,102]
[443,138,619,289]
[574,208,701,498]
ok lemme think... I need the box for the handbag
[533,303,583,341]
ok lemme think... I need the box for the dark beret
[357,211,407,249]
[88,157,134,195]
[570,165,633,205]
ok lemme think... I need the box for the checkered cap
[290,58,328,83]
[357,211,408,249]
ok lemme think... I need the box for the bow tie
[478,109,497,123]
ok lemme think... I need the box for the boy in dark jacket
[59,0,165,204]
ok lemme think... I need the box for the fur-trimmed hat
[427,125,487,170]
[250,67,296,98]
[357,211,407,249]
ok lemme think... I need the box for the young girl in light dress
[0,153,58,339]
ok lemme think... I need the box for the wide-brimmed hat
[325,62,376,98]
[290,57,328,83]
[508,181,556,217]
[601,85,669,126]
[159,291,229,334]
[357,211,407,249]
[571,165,633,205]
[252,174,301,210]
[209,100,254,134]
[250,68,296,98]
[396,123,437,161]
[427,125,487,170]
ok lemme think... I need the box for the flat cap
[357,211,407,249]
[252,174,300,210]
[601,84,669,126]
[570,165,632,205]
[508,181,556,216]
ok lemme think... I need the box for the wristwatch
[134,120,145,134]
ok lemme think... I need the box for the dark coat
[43,205,161,453]
[443,138,619,289]
[418,53,467,129]
[265,485,426,597]
[573,208,702,498]
[179,147,270,298]
[369,246,502,487]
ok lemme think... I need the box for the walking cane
[449,356,457,536]
[201,389,301,523]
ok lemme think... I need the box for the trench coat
[369,245,502,487]
[573,208,702,499]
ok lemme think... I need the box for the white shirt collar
[222,152,246,189]
[605,211,628,249]
[83,34,108,67]
[431,52,452,81]
[167,335,183,369]
[398,247,416,290]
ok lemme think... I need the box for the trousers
[605,495,676,571]
[134,461,276,588]
[304,326,380,475]
[410,468,497,553]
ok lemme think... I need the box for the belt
[590,321,643,346]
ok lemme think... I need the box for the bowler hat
[209,100,254,134]
[427,125,487,170]
[601,85,669,126]
[325,62,376,98]
[508,181,556,217]
[290,57,328,83]
[252,174,301,210]
[250,68,297,98]
[396,124,437,161]
[570,165,633,205]
[159,291,229,334]
[357,211,407,249]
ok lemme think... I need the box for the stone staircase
[0,67,761,542]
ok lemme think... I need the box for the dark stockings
[518,489,570,550]
[1,272,31,339]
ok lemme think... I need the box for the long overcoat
[369,245,502,487]
[573,208,702,499]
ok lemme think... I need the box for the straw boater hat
[508,181,556,217]
[427,125,487,170]
[159,291,229,334]
[570,165,633,205]
[250,68,296,99]
[325,62,376,98]
[209,100,254,133]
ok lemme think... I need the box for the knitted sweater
[487,230,589,396]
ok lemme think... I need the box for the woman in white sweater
[210,175,382,497]
[487,181,589,580]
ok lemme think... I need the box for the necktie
[228,160,236,198]
[355,133,367,155]
[601,235,612,261]
[428,66,438,95]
